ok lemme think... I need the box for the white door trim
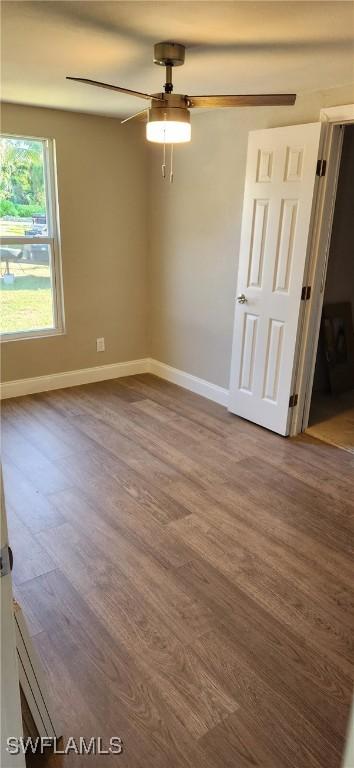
[320,104,354,124]
[290,103,354,436]
[1,468,25,767]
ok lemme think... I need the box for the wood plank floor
[2,374,354,768]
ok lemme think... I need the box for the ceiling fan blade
[121,109,149,125]
[187,94,296,108]
[66,77,162,101]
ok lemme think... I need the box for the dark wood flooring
[2,374,354,768]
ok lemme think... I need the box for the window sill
[0,328,66,343]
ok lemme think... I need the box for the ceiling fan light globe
[146,120,191,143]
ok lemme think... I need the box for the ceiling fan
[67,42,296,179]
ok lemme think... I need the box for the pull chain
[170,143,174,183]
[162,139,166,179]
[161,137,175,182]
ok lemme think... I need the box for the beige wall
[2,86,354,389]
[1,103,149,382]
[148,84,354,389]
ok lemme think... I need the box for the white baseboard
[0,358,150,399]
[0,356,229,407]
[149,359,229,407]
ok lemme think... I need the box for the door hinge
[316,159,327,177]
[301,285,311,301]
[289,393,298,408]
[0,544,13,577]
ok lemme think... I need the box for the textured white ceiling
[2,1,354,117]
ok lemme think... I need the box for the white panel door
[229,122,322,435]
[1,469,25,768]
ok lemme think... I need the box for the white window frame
[0,133,65,342]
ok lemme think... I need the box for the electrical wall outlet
[96,337,105,352]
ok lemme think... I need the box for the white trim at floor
[0,359,150,399]
[149,359,229,407]
[0,358,230,406]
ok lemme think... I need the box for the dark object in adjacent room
[321,301,354,394]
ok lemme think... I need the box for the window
[0,134,64,340]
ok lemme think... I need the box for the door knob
[236,294,247,304]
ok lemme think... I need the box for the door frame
[1,468,25,767]
[289,103,354,436]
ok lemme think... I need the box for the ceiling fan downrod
[153,41,186,95]
[164,65,173,94]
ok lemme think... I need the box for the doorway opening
[305,124,354,453]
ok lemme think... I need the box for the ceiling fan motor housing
[153,42,185,67]
[149,94,190,126]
